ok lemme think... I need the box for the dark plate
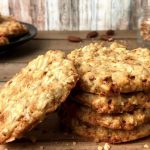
[0,22,37,54]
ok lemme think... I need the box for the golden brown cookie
[0,50,78,143]
[0,20,28,38]
[0,14,14,23]
[0,36,9,46]
[61,117,150,143]
[61,101,150,130]
[71,91,150,113]
[68,42,150,95]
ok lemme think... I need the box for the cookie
[0,14,14,23]
[61,118,150,143]
[71,91,150,113]
[0,20,28,38]
[68,42,150,95]
[62,101,150,130]
[0,36,9,46]
[0,50,78,143]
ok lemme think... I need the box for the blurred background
[0,0,145,31]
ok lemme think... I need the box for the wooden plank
[0,63,26,82]
[111,0,131,30]
[0,39,141,64]
[129,0,142,29]
[30,0,45,30]
[79,0,92,30]
[0,0,143,30]
[0,140,150,150]
[57,0,79,30]
[59,0,72,30]
[0,0,10,16]
[91,0,112,30]
[70,0,79,30]
[9,0,32,23]
[45,0,60,30]
[35,30,137,40]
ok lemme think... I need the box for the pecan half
[68,36,82,42]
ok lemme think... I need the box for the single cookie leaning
[0,50,78,144]
[61,117,150,143]
[68,42,150,95]
[62,101,150,130]
[71,91,150,113]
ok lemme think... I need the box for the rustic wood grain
[0,0,143,30]
[111,0,131,29]
[129,0,142,29]
[35,30,137,39]
[9,0,32,23]
[30,0,45,30]
[0,0,9,16]
[70,0,79,30]
[45,0,60,30]
[59,0,72,30]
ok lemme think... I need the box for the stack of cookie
[60,42,150,143]
[0,14,28,46]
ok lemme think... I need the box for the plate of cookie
[0,14,37,54]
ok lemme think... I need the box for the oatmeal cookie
[61,101,150,130]
[71,91,150,113]
[68,42,150,95]
[0,50,78,143]
[61,117,150,143]
[0,20,28,38]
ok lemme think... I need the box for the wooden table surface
[0,31,150,150]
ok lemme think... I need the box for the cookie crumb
[4,148,8,150]
[73,141,76,146]
[103,143,111,150]
[97,145,103,150]
[144,144,149,149]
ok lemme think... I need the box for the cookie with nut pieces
[68,42,150,95]
[0,50,78,143]
[61,100,150,130]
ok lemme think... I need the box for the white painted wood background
[0,0,145,31]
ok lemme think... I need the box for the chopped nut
[106,30,115,36]
[103,143,111,150]
[68,36,82,42]
[144,144,149,149]
[86,31,98,38]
